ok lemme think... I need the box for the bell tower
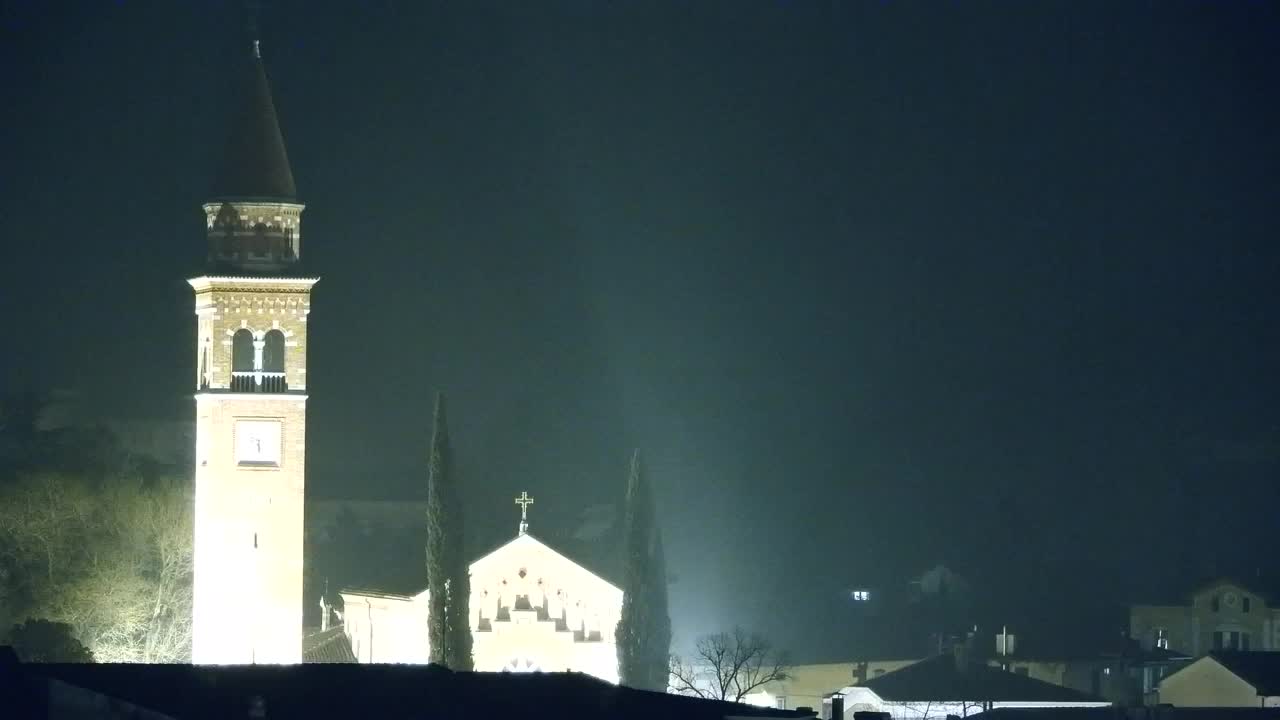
[190,35,316,665]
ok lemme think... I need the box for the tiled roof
[859,654,1104,704]
[3,656,813,720]
[302,625,356,664]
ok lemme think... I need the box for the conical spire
[210,39,297,201]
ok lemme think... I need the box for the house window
[1212,595,1221,612]
[1155,627,1169,650]
[1216,631,1248,650]
[1244,596,1252,613]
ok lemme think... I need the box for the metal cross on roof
[514,491,534,535]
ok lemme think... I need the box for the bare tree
[0,473,193,662]
[669,627,791,703]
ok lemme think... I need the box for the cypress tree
[616,449,672,691]
[425,393,473,669]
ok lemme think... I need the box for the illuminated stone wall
[190,276,317,665]
[191,277,315,392]
[341,593,428,664]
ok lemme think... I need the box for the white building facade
[341,526,623,683]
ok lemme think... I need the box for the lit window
[851,590,870,602]
[1155,627,1169,650]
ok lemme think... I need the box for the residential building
[1131,579,1280,656]
[745,660,920,711]
[1158,652,1280,707]
[823,652,1109,719]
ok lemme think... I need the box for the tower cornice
[189,276,320,293]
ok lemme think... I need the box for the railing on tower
[231,371,288,393]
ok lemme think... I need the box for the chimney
[853,661,868,684]
[830,694,845,720]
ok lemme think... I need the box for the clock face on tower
[235,419,282,467]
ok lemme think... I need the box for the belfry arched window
[231,329,255,391]
[232,330,254,371]
[263,330,285,372]
[262,330,287,392]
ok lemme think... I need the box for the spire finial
[246,0,262,58]
[514,491,534,535]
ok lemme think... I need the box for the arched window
[252,223,269,257]
[232,330,255,372]
[231,329,255,392]
[263,330,285,373]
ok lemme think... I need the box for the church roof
[301,625,357,664]
[210,42,297,201]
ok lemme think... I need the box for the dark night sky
[2,0,1279,659]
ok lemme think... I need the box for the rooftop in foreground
[2,647,814,720]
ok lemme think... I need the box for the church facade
[341,498,624,683]
[190,38,316,665]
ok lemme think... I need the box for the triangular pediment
[341,533,621,602]
[469,533,621,598]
